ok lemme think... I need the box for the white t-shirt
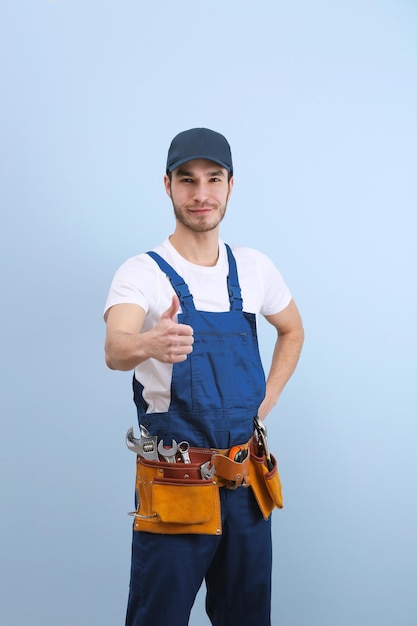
[104,239,292,413]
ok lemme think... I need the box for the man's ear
[228,175,234,199]
[164,173,172,198]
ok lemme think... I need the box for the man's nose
[193,183,210,202]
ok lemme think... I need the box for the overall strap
[225,244,243,311]
[147,246,242,312]
[147,251,196,312]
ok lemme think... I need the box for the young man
[104,128,304,626]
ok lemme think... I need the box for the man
[104,128,304,626]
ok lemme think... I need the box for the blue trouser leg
[125,529,220,626]
[125,488,272,626]
[205,488,272,626]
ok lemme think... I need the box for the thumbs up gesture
[148,295,194,363]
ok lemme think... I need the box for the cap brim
[167,155,232,174]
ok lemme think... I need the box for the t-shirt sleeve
[231,246,292,316]
[255,250,292,316]
[103,255,156,319]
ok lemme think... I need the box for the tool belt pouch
[249,445,283,520]
[133,451,222,535]
[211,451,251,488]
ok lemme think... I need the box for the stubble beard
[172,200,228,233]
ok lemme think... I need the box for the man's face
[164,159,234,233]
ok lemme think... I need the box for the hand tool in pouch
[253,416,273,471]
[126,426,159,461]
[228,444,249,463]
[157,439,178,463]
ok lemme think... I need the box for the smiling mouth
[189,206,215,213]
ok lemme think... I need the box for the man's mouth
[189,206,214,213]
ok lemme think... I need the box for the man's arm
[104,295,194,371]
[257,299,304,420]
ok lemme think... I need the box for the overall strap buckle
[147,251,196,312]
[225,244,243,311]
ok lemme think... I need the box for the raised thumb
[160,294,180,322]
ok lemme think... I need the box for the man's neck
[169,229,220,267]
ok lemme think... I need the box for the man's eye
[181,178,193,183]
[210,178,221,183]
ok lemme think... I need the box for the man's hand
[105,296,194,371]
[144,295,194,363]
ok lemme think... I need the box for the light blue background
[1,1,416,625]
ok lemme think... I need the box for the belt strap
[137,441,252,488]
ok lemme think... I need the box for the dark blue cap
[166,128,233,175]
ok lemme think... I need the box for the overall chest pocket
[189,331,260,411]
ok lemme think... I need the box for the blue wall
[1,1,416,624]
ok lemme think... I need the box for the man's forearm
[105,331,148,371]
[258,328,304,419]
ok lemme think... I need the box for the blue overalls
[126,245,273,626]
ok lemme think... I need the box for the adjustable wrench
[157,439,178,463]
[200,461,215,480]
[140,424,152,438]
[125,426,142,453]
[126,427,159,461]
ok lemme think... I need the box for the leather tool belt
[131,439,283,535]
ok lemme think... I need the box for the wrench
[178,441,191,463]
[126,426,142,453]
[200,461,215,480]
[126,427,159,461]
[158,439,178,463]
[140,423,152,438]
